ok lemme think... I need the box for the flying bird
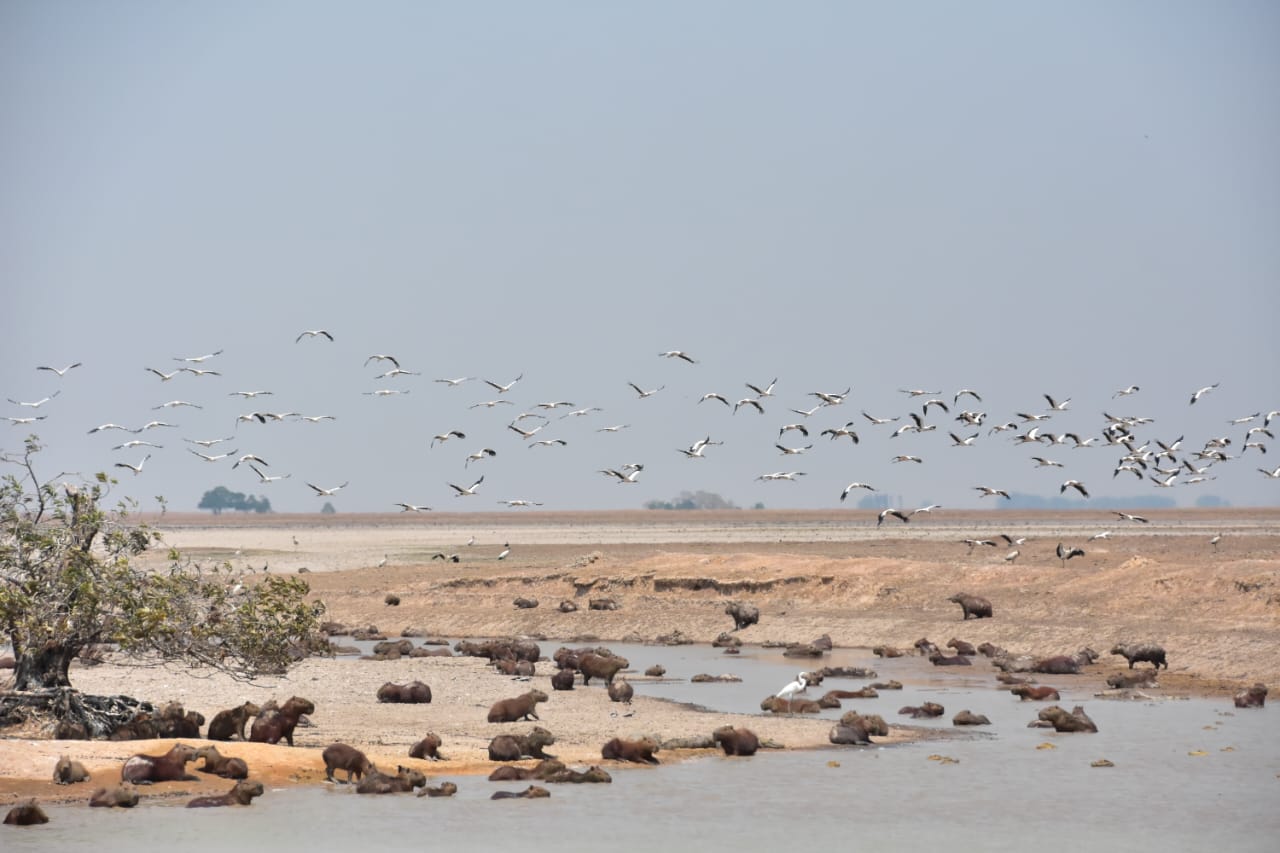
[306,481,349,497]
[756,471,806,481]
[745,378,778,398]
[596,424,630,432]
[188,448,238,462]
[1043,394,1071,412]
[529,439,568,448]
[499,499,543,507]
[810,387,851,406]
[448,475,485,496]
[1060,480,1089,498]
[144,367,182,381]
[1113,385,1140,398]
[248,465,290,483]
[470,399,514,408]
[364,354,400,368]
[877,508,911,526]
[5,415,46,425]
[432,430,466,446]
[821,424,859,442]
[9,392,60,407]
[659,351,698,363]
[113,455,151,475]
[465,448,497,467]
[974,486,1011,499]
[949,432,978,447]
[900,389,941,397]
[600,468,643,484]
[232,453,269,469]
[1088,530,1111,541]
[180,367,221,377]
[862,411,899,425]
[363,389,409,396]
[152,400,202,410]
[778,423,809,438]
[484,373,524,394]
[1113,511,1149,523]
[185,436,234,447]
[1056,543,1086,566]
[733,398,764,415]
[174,349,223,363]
[1031,457,1064,468]
[434,377,473,387]
[394,503,432,512]
[699,393,730,406]
[1259,466,1280,479]
[628,382,665,399]
[507,423,544,440]
[229,390,274,398]
[891,455,923,464]
[839,482,875,501]
[376,368,421,379]
[37,362,82,376]
[295,330,334,342]
[1189,383,1219,404]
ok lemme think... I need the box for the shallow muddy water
[8,643,1277,853]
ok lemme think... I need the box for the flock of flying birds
[4,337,1279,522]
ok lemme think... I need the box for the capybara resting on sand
[488,727,557,761]
[54,755,90,785]
[488,689,549,723]
[193,745,249,779]
[376,681,432,703]
[409,733,445,760]
[89,785,139,808]
[186,780,264,808]
[121,744,198,784]
[601,737,660,765]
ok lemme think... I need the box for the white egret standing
[775,672,809,714]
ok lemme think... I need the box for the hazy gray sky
[3,2,1277,514]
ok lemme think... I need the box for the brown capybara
[947,638,977,656]
[250,697,315,746]
[1032,649,1098,675]
[322,743,373,783]
[1107,671,1159,689]
[376,681,432,703]
[712,726,760,756]
[545,766,612,784]
[840,712,888,736]
[207,701,261,742]
[1037,705,1098,733]
[978,642,1007,658]
[929,652,972,666]
[601,736,660,765]
[1110,643,1168,670]
[488,759,567,781]
[513,597,539,609]
[488,689,549,723]
[759,695,822,714]
[108,712,158,741]
[551,668,576,691]
[417,782,459,798]
[356,766,426,794]
[644,664,666,677]
[1234,683,1267,708]
[953,710,991,726]
[89,785,139,808]
[829,722,872,745]
[193,746,249,779]
[3,801,48,825]
[588,597,619,611]
[557,600,578,613]
[121,744,198,784]
[577,652,629,686]
[54,755,90,785]
[914,638,940,655]
[409,733,445,761]
[948,593,992,620]
[488,727,557,761]
[898,703,945,718]
[873,645,905,658]
[186,780,264,808]
[607,679,634,704]
[156,703,205,739]
[1011,685,1061,701]
[725,601,759,631]
[491,785,550,800]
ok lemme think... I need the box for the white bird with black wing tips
[307,481,349,497]
[296,329,334,342]
[449,475,485,496]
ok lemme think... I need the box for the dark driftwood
[0,689,153,739]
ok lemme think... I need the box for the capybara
[121,744,198,784]
[409,733,445,761]
[898,702,945,718]
[545,766,612,784]
[978,642,1007,658]
[488,759,567,781]
[929,652,972,666]
[186,779,264,808]
[607,679,634,704]
[89,785,139,808]
[947,638,977,656]
[1110,643,1168,670]
[1011,685,1061,701]
[1037,705,1098,733]
[551,668,576,691]
[322,743,373,783]
[491,785,550,800]
[156,703,205,739]
[557,600,578,612]
[207,701,261,742]
[601,736,660,764]
[108,712,158,741]
[488,689,549,723]
[1234,683,1267,708]
[840,711,889,736]
[873,645,905,658]
[829,722,872,745]
[356,766,426,794]
[417,781,459,797]
[1107,671,1159,689]
[948,593,992,620]
[250,697,314,746]
[513,596,539,609]
[1032,649,1098,675]
[577,652,629,686]
[760,695,822,714]
[54,755,90,785]
[712,726,760,756]
[589,597,619,611]
[953,710,991,726]
[725,601,760,631]
[193,745,249,779]
[376,681,432,703]
[3,801,48,825]
[488,727,557,761]
[644,664,666,677]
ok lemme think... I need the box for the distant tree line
[645,490,739,510]
[197,486,273,514]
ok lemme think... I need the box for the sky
[2,1,1278,514]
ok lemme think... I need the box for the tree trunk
[12,641,79,691]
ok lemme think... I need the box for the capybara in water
[712,726,760,756]
[409,733,445,761]
[250,697,314,746]
[186,779,264,808]
[899,702,945,718]
[1032,649,1098,675]
[121,744,198,784]
[577,652,629,685]
[601,736,660,764]
[607,679,634,704]
[929,652,972,666]
[488,727,557,761]
[89,785,139,808]
[1110,643,1168,670]
[1037,705,1098,733]
[947,638,977,656]
[953,710,991,726]
[1011,685,1061,701]
[840,711,888,736]
[193,745,249,779]
[356,766,426,794]
[322,743,373,783]
[914,637,940,656]
[551,668,576,691]
[488,689,549,723]
[54,755,90,785]
[207,701,261,741]
[3,800,48,825]
[1234,683,1267,708]
[873,645,905,658]
[644,665,666,677]
[417,781,459,797]
[491,785,550,800]
[948,593,992,620]
[488,759,567,781]
[376,681,432,703]
[978,642,1007,658]
[829,722,872,745]
[545,766,612,784]
[725,601,760,631]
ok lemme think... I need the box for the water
[7,643,1277,853]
